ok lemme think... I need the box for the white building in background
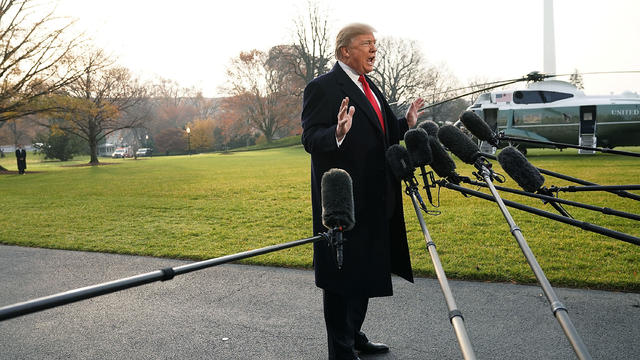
[98,128,146,157]
[98,143,116,157]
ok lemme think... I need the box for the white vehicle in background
[111,147,131,158]
[135,148,153,157]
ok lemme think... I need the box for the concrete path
[1,245,639,359]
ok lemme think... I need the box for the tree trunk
[89,138,99,165]
[88,120,100,165]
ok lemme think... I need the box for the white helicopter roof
[526,79,585,96]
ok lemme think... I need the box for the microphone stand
[403,179,476,360]
[496,134,640,158]
[471,159,592,360]
[460,178,640,222]
[479,152,640,201]
[1,234,328,322]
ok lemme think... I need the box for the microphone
[321,168,355,269]
[428,135,459,183]
[405,128,434,204]
[497,146,545,193]
[386,144,415,182]
[459,110,499,147]
[497,146,572,217]
[386,144,431,212]
[404,128,432,167]
[438,124,506,185]
[437,125,481,165]
[418,120,440,137]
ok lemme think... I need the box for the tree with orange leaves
[222,48,300,143]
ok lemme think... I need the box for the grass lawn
[1,146,639,291]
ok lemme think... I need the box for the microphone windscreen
[497,146,545,193]
[460,111,496,144]
[437,125,480,164]
[417,120,439,137]
[385,144,414,182]
[404,128,432,167]
[321,168,355,231]
[428,135,457,178]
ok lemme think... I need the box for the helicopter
[462,71,640,154]
[422,0,640,155]
[417,70,640,155]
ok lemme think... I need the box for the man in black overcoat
[15,144,27,174]
[301,23,424,360]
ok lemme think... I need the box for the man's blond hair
[335,23,376,60]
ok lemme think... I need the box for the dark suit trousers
[323,289,369,360]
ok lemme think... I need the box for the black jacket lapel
[331,63,385,137]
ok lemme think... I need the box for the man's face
[342,33,377,75]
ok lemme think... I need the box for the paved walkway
[1,245,639,359]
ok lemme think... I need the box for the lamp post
[186,127,191,156]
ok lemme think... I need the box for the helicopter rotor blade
[419,78,523,111]
[411,70,640,111]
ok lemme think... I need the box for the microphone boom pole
[480,152,640,202]
[474,165,593,360]
[440,181,640,246]
[460,178,640,222]
[552,184,640,193]
[405,183,477,360]
[497,134,640,158]
[386,143,475,359]
[437,124,591,359]
[0,235,326,322]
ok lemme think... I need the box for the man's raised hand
[336,97,355,141]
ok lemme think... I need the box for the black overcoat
[15,149,26,172]
[301,63,413,298]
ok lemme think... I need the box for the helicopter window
[513,90,573,104]
[544,91,573,102]
[513,112,541,125]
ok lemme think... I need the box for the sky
[54,0,640,98]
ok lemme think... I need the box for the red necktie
[358,75,385,133]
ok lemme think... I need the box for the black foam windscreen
[437,125,480,164]
[418,120,440,137]
[428,135,457,178]
[460,111,497,146]
[321,168,355,231]
[385,144,414,182]
[497,146,545,193]
[404,128,432,167]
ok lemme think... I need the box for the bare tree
[4,119,25,146]
[42,49,151,164]
[269,0,332,90]
[152,77,191,108]
[421,64,464,124]
[292,1,332,84]
[569,69,584,90]
[188,91,219,120]
[369,37,432,117]
[148,77,199,135]
[464,76,492,105]
[222,49,299,142]
[0,0,84,123]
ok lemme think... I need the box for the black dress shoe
[354,340,389,354]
